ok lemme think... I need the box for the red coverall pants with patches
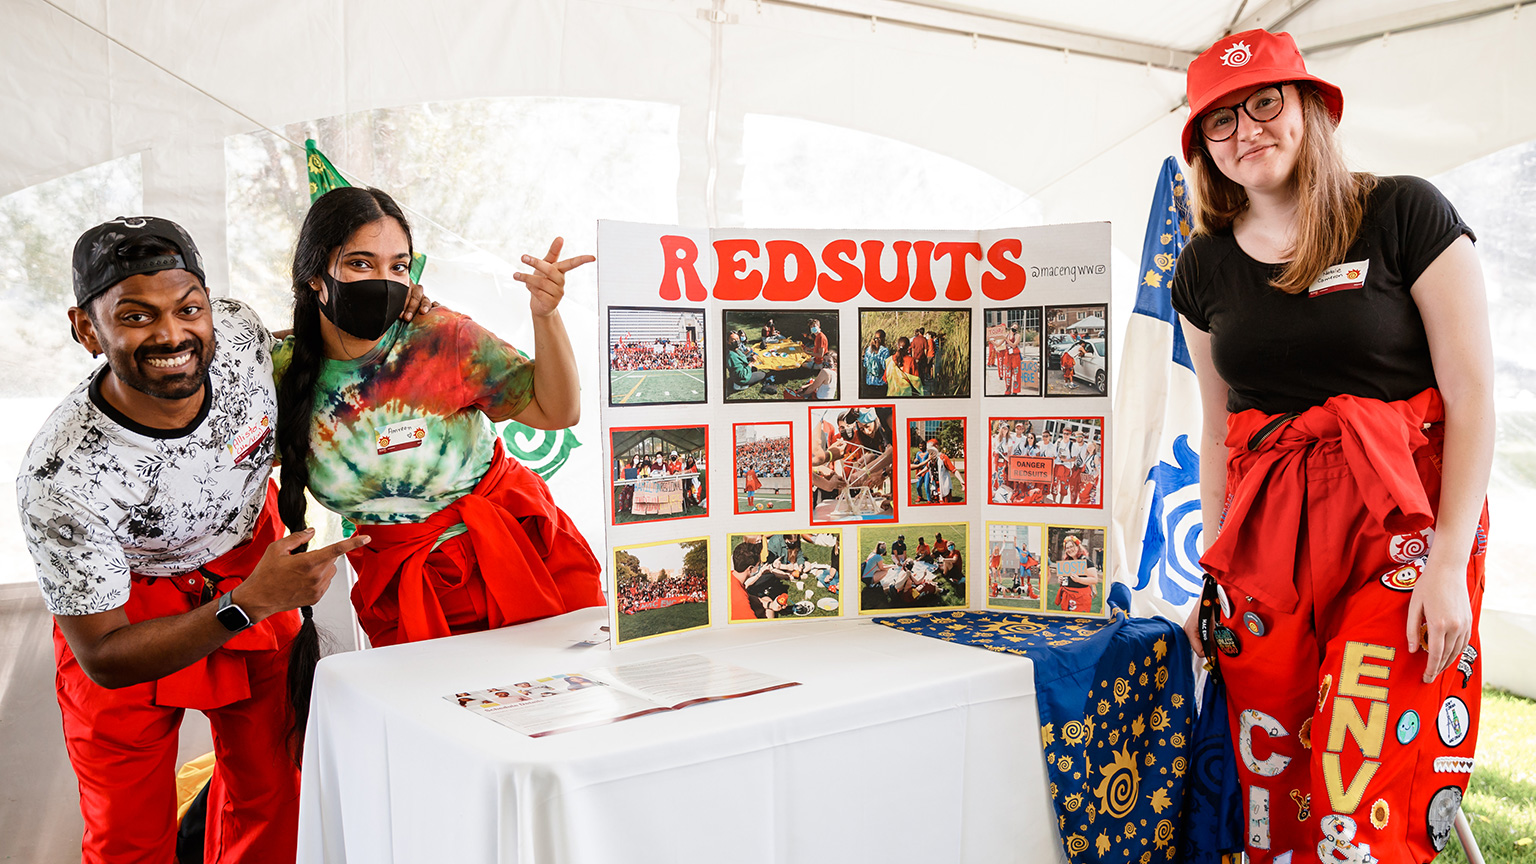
[54,484,302,864]
[1203,389,1485,864]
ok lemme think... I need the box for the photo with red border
[807,404,898,525]
[986,417,1103,509]
[905,416,966,507]
[732,422,795,515]
[609,424,709,525]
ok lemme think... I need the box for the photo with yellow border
[612,536,711,644]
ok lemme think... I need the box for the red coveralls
[54,483,301,864]
[350,440,606,646]
[1202,389,1485,864]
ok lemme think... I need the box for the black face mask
[319,273,409,341]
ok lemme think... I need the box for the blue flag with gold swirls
[878,586,1235,864]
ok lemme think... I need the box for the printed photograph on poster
[856,523,967,612]
[727,532,843,621]
[906,417,966,506]
[610,426,708,524]
[986,522,1043,611]
[607,306,707,406]
[1045,525,1105,616]
[987,417,1103,508]
[733,423,794,514]
[612,537,710,644]
[808,405,897,525]
[983,307,1042,397]
[1044,304,1108,396]
[857,308,972,399]
[721,310,840,402]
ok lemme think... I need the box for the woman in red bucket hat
[1171,28,1493,864]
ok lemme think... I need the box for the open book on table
[446,654,798,737]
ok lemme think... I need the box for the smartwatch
[216,591,254,633]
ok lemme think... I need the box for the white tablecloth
[297,607,1062,864]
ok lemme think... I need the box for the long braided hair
[277,186,414,761]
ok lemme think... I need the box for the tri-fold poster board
[597,220,1113,645]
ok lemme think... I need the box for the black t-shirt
[1170,175,1473,415]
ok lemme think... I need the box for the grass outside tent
[1441,687,1536,863]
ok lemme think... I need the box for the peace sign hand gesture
[515,237,594,319]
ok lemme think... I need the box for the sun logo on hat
[1220,40,1252,67]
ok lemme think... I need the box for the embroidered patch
[1380,529,1432,591]
[1221,40,1253,67]
[1433,756,1474,773]
[1437,696,1470,748]
[1369,798,1390,829]
[1396,709,1420,745]
[1250,786,1272,849]
[1307,260,1371,297]
[1426,786,1463,852]
[1299,717,1313,750]
[1290,790,1311,822]
[1378,565,1420,592]
[376,418,429,455]
[1318,814,1377,864]
[1389,529,1433,563]
[1239,709,1292,777]
[1317,675,1332,711]
[1456,646,1478,688]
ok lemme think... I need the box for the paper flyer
[598,221,1112,645]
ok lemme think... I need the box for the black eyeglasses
[1200,84,1287,143]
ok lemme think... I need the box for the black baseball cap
[72,216,206,309]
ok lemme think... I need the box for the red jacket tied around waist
[118,481,299,710]
[1201,388,1444,613]
[348,439,605,645]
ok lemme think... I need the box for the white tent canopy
[4,2,1536,860]
[4,0,1536,270]
[3,0,1534,662]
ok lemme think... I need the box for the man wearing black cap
[16,217,371,863]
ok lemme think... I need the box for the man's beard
[107,337,215,400]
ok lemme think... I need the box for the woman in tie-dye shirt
[273,187,603,646]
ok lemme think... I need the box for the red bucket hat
[1182,29,1342,161]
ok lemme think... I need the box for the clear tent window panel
[741,113,1040,230]
[1434,139,1536,613]
[0,154,144,585]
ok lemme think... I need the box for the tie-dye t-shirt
[271,309,535,528]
